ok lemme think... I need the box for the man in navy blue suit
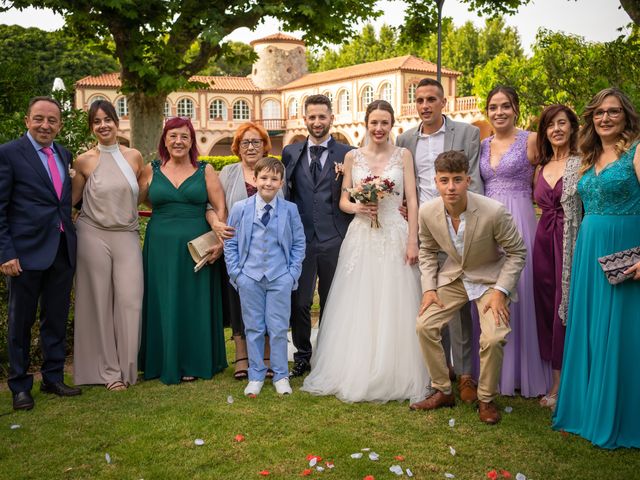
[0,96,81,410]
[282,94,354,377]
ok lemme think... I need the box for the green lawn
[0,332,638,480]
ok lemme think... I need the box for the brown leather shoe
[478,401,501,424]
[458,375,478,404]
[409,390,455,411]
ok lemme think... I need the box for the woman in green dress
[138,117,227,384]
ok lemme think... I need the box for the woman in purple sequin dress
[477,86,551,397]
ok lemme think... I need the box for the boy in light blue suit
[224,157,306,396]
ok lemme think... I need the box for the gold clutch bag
[187,231,221,272]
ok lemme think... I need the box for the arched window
[379,83,392,103]
[322,91,334,109]
[116,97,128,117]
[407,83,418,103]
[209,99,227,120]
[301,96,308,116]
[164,101,171,117]
[233,100,250,120]
[262,99,280,119]
[177,98,195,118]
[288,98,298,119]
[361,85,374,110]
[89,95,106,106]
[338,90,350,113]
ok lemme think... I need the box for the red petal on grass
[394,455,405,461]
[560,430,569,438]
[364,476,375,480]
[259,471,270,476]
[301,469,313,476]
[234,434,245,442]
[306,454,322,461]
[247,394,257,399]
[325,461,335,469]
[487,470,498,480]
[500,470,512,478]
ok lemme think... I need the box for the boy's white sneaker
[244,380,264,396]
[274,377,292,395]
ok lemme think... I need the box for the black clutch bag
[597,246,640,285]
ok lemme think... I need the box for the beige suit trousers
[416,279,511,402]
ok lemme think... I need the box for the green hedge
[198,155,282,171]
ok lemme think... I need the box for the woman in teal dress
[553,88,640,449]
[138,117,227,384]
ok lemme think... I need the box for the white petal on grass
[316,466,324,472]
[449,446,456,456]
[406,468,414,477]
[444,473,455,479]
[368,452,380,461]
[515,474,527,480]
[361,447,371,451]
[309,457,318,467]
[10,424,21,430]
[389,465,403,475]
[227,395,234,404]
[505,406,513,413]
[448,418,455,427]
[194,438,205,446]
[351,452,363,459]
[105,453,111,464]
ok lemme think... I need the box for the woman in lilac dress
[478,86,551,397]
[532,105,581,410]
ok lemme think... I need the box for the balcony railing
[400,96,479,118]
[253,118,286,130]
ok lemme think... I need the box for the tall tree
[2,1,381,159]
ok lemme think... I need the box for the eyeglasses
[240,139,263,149]
[593,108,623,120]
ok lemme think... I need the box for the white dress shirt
[255,195,278,223]
[306,136,331,168]
[415,118,446,204]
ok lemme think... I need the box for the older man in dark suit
[0,96,81,410]
[282,94,354,377]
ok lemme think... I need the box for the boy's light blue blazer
[224,195,306,290]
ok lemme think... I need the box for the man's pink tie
[41,146,64,231]
[41,146,63,199]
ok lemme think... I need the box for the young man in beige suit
[410,150,526,424]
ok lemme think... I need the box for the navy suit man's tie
[309,145,326,184]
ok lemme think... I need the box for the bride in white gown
[301,100,429,403]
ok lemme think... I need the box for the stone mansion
[75,33,487,156]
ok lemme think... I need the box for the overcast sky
[0,0,631,55]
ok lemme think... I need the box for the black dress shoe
[13,391,34,411]
[40,381,82,397]
[289,360,311,378]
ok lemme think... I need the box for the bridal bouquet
[345,175,398,228]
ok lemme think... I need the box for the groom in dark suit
[0,97,81,410]
[283,94,354,377]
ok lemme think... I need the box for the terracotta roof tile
[250,32,305,46]
[280,55,461,90]
[76,73,260,92]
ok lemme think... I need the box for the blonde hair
[579,88,640,174]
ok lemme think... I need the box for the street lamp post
[436,0,445,83]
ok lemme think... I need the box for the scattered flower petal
[325,461,335,469]
[105,453,111,464]
[449,446,456,456]
[351,453,363,459]
[394,455,405,461]
[309,457,318,467]
[515,474,526,480]
[301,469,312,476]
[259,470,270,476]
[227,395,234,404]
[316,466,325,472]
[368,452,379,461]
[363,476,375,480]
[504,406,513,414]
[361,447,371,451]
[10,424,21,430]
[449,418,456,427]
[406,469,414,477]
[234,434,245,442]
[560,430,569,438]
[487,470,498,480]
[445,473,455,479]
[500,470,512,478]
[194,439,205,446]
[389,465,403,476]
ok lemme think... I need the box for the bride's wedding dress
[301,147,428,403]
